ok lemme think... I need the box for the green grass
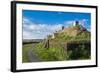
[33,42,67,61]
[33,42,90,61]
[23,27,91,62]
[22,43,33,63]
[32,32,91,61]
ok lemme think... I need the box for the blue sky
[22,10,91,39]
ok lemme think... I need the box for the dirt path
[28,44,41,62]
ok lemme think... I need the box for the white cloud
[23,17,90,39]
[23,17,62,39]
[64,20,75,27]
[65,21,74,25]
[64,19,89,28]
[23,17,32,24]
[79,19,89,27]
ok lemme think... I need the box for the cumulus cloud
[64,19,89,28]
[64,20,74,27]
[79,19,89,27]
[23,17,62,39]
[23,17,90,39]
[65,21,74,25]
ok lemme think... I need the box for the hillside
[32,21,91,61]
[51,24,90,43]
[60,24,89,37]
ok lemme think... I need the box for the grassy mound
[32,25,91,61]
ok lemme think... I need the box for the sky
[22,10,91,39]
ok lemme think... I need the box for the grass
[23,25,91,62]
[33,42,67,61]
[32,31,91,61]
[22,43,33,63]
[23,31,91,62]
[33,41,90,61]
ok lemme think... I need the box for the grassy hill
[32,24,91,61]
[55,24,90,40]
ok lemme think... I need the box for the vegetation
[32,24,91,61]
[22,24,91,62]
[22,43,33,63]
[67,45,91,60]
[33,42,67,61]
